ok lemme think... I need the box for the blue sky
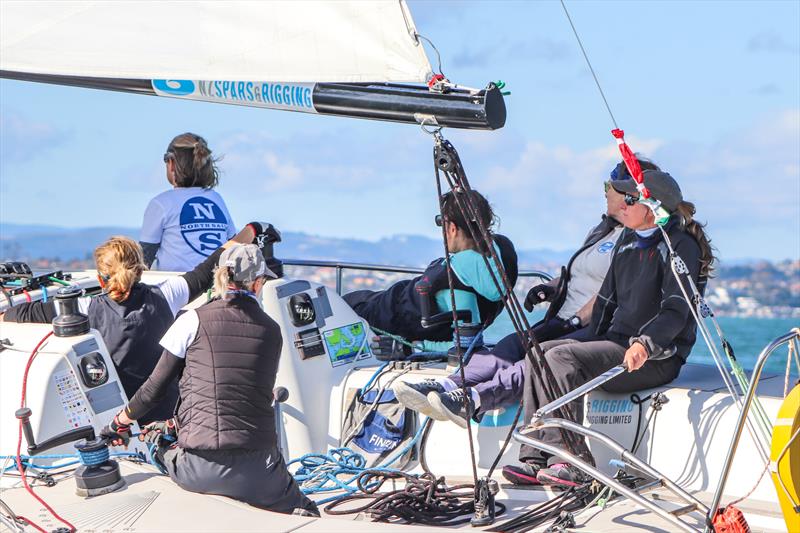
[1,1,798,262]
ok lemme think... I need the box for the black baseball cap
[611,170,683,212]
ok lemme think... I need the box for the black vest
[176,295,282,451]
[88,283,177,422]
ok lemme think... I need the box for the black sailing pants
[519,337,684,466]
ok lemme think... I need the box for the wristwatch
[567,315,581,328]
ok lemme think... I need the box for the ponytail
[165,132,220,189]
[676,201,715,278]
[93,236,145,302]
[212,265,260,299]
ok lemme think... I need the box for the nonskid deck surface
[1,461,783,533]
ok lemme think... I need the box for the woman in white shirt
[140,133,236,272]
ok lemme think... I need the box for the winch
[16,408,126,497]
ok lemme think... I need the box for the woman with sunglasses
[390,159,656,433]
[140,133,236,272]
[343,189,518,346]
[509,168,715,488]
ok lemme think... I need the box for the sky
[1,0,798,262]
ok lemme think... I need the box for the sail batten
[0,0,433,83]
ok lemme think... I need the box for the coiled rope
[324,470,506,526]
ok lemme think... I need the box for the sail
[0,1,505,130]
[0,0,432,83]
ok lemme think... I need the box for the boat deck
[0,460,786,532]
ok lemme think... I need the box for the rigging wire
[561,0,773,462]
[415,33,444,76]
[559,0,619,129]
[432,150,479,484]
[430,135,589,463]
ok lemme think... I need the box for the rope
[324,470,505,526]
[433,149,479,484]
[559,0,619,129]
[290,419,432,504]
[659,226,773,461]
[431,137,587,463]
[370,326,416,350]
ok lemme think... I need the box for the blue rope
[76,447,109,466]
[361,362,390,391]
[288,418,431,504]
[1,452,141,473]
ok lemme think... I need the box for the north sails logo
[179,197,227,256]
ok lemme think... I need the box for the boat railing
[281,258,553,295]
[707,328,800,530]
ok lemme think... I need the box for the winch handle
[16,408,95,455]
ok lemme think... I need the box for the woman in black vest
[343,189,518,345]
[102,244,318,516]
[1,225,268,423]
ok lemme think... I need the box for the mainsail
[0,0,505,129]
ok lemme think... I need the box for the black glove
[370,335,411,360]
[524,284,556,312]
[247,222,282,246]
[139,418,178,446]
[100,412,132,447]
[247,222,283,278]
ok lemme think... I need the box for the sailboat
[0,2,797,532]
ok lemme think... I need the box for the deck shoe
[427,388,474,428]
[392,379,444,418]
[536,463,587,488]
[501,463,543,486]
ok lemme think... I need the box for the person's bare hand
[624,343,649,371]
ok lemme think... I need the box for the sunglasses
[434,214,443,227]
[623,193,640,206]
[163,152,174,163]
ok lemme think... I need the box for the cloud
[751,83,780,95]
[747,31,799,54]
[214,128,431,194]
[0,112,68,165]
[452,37,571,69]
[469,109,799,259]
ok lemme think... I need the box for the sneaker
[392,379,445,418]
[536,463,587,488]
[427,388,474,428]
[501,463,543,486]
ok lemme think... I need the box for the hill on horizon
[0,222,572,268]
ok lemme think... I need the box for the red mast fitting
[611,128,651,199]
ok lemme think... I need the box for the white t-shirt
[158,293,260,358]
[71,276,191,317]
[558,226,624,320]
[141,188,236,272]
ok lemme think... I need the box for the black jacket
[343,234,518,342]
[589,217,705,361]
[545,215,621,322]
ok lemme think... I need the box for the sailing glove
[139,418,178,446]
[247,222,282,247]
[524,284,556,312]
[100,412,132,447]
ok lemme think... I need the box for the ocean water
[484,312,799,377]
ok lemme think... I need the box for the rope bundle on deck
[324,470,505,526]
